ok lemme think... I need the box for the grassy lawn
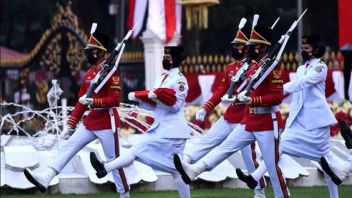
[2,186,351,198]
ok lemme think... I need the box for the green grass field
[2,186,351,198]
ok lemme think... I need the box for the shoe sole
[173,155,191,184]
[340,121,352,149]
[320,157,342,185]
[24,169,47,192]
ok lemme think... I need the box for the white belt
[249,106,280,139]
[271,112,279,139]
[249,106,280,114]
[109,108,116,133]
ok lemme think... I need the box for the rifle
[225,15,258,98]
[242,9,307,96]
[85,23,138,97]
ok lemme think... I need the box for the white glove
[79,94,93,105]
[148,91,158,102]
[237,91,252,104]
[221,94,237,102]
[60,126,74,140]
[128,92,137,101]
[195,108,207,122]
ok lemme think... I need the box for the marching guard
[24,25,130,198]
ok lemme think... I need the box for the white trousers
[252,122,340,198]
[184,117,266,189]
[200,124,289,198]
[49,124,129,193]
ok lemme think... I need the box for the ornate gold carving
[40,34,62,75]
[66,32,86,74]
[1,1,87,68]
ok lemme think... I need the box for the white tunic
[132,68,191,173]
[281,58,337,160]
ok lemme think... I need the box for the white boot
[174,154,206,184]
[254,188,266,198]
[321,156,352,185]
[184,161,206,181]
[24,167,57,192]
[120,191,130,198]
[182,155,192,164]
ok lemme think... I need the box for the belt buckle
[250,107,257,114]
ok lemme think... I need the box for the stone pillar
[141,30,181,89]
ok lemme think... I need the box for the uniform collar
[91,60,105,70]
[305,58,321,67]
[166,67,180,75]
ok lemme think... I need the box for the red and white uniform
[67,64,121,130]
[184,60,266,190]
[196,59,290,198]
[49,63,130,194]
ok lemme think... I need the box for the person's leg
[251,162,267,182]
[50,125,96,172]
[321,155,352,185]
[90,133,151,178]
[91,150,136,173]
[254,131,289,198]
[172,173,191,198]
[340,120,352,149]
[24,125,95,192]
[199,125,254,169]
[174,125,255,184]
[241,144,266,187]
[95,129,130,196]
[184,117,233,163]
[322,171,339,198]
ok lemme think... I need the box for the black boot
[90,152,107,178]
[340,121,352,149]
[236,168,258,189]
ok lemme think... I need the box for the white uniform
[132,67,191,173]
[101,67,191,198]
[281,58,337,159]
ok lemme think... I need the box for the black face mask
[231,49,244,60]
[85,49,99,65]
[162,58,173,70]
[248,47,259,60]
[301,50,313,62]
